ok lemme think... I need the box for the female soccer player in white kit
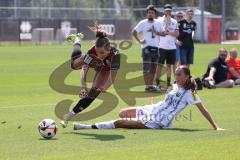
[74,66,224,130]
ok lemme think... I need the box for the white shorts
[135,103,164,129]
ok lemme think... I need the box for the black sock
[71,48,82,69]
[72,87,101,113]
[72,97,95,113]
[71,50,81,60]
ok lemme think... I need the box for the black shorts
[215,78,227,84]
[158,48,176,65]
[230,77,238,81]
[142,46,159,74]
[142,46,159,64]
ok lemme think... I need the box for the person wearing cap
[155,4,179,89]
[132,5,165,92]
[178,9,197,68]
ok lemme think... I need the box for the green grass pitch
[0,43,240,160]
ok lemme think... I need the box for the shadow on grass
[38,138,58,140]
[64,132,125,141]
[162,128,210,132]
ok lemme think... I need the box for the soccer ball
[38,119,58,139]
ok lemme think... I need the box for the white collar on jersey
[173,84,185,90]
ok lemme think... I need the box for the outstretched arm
[196,102,224,130]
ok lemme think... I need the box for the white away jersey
[156,84,201,127]
[138,84,201,128]
[134,19,163,48]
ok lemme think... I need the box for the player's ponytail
[178,66,197,92]
[95,31,107,38]
[89,21,110,51]
[185,76,197,92]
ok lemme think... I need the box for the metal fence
[0,0,132,19]
[0,0,239,43]
[0,19,131,42]
[0,6,133,20]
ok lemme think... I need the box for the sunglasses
[177,16,183,18]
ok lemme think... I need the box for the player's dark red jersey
[86,46,120,71]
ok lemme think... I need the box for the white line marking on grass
[0,103,55,109]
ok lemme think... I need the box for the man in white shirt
[155,4,179,89]
[132,5,164,92]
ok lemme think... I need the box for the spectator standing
[155,4,179,88]
[132,5,164,92]
[178,9,197,68]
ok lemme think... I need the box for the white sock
[79,124,92,129]
[64,111,76,121]
[95,120,116,129]
[71,111,76,115]
[74,37,81,45]
[83,124,92,129]
[74,123,92,130]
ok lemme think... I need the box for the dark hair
[177,66,197,92]
[95,31,110,50]
[89,22,110,50]
[146,5,156,13]
[186,8,194,13]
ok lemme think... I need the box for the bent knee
[118,109,132,118]
[71,61,80,70]
[228,80,235,87]
[119,110,127,118]
[71,64,77,70]
[119,108,136,118]
[235,79,240,85]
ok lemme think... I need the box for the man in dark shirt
[203,48,234,88]
[178,9,197,68]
